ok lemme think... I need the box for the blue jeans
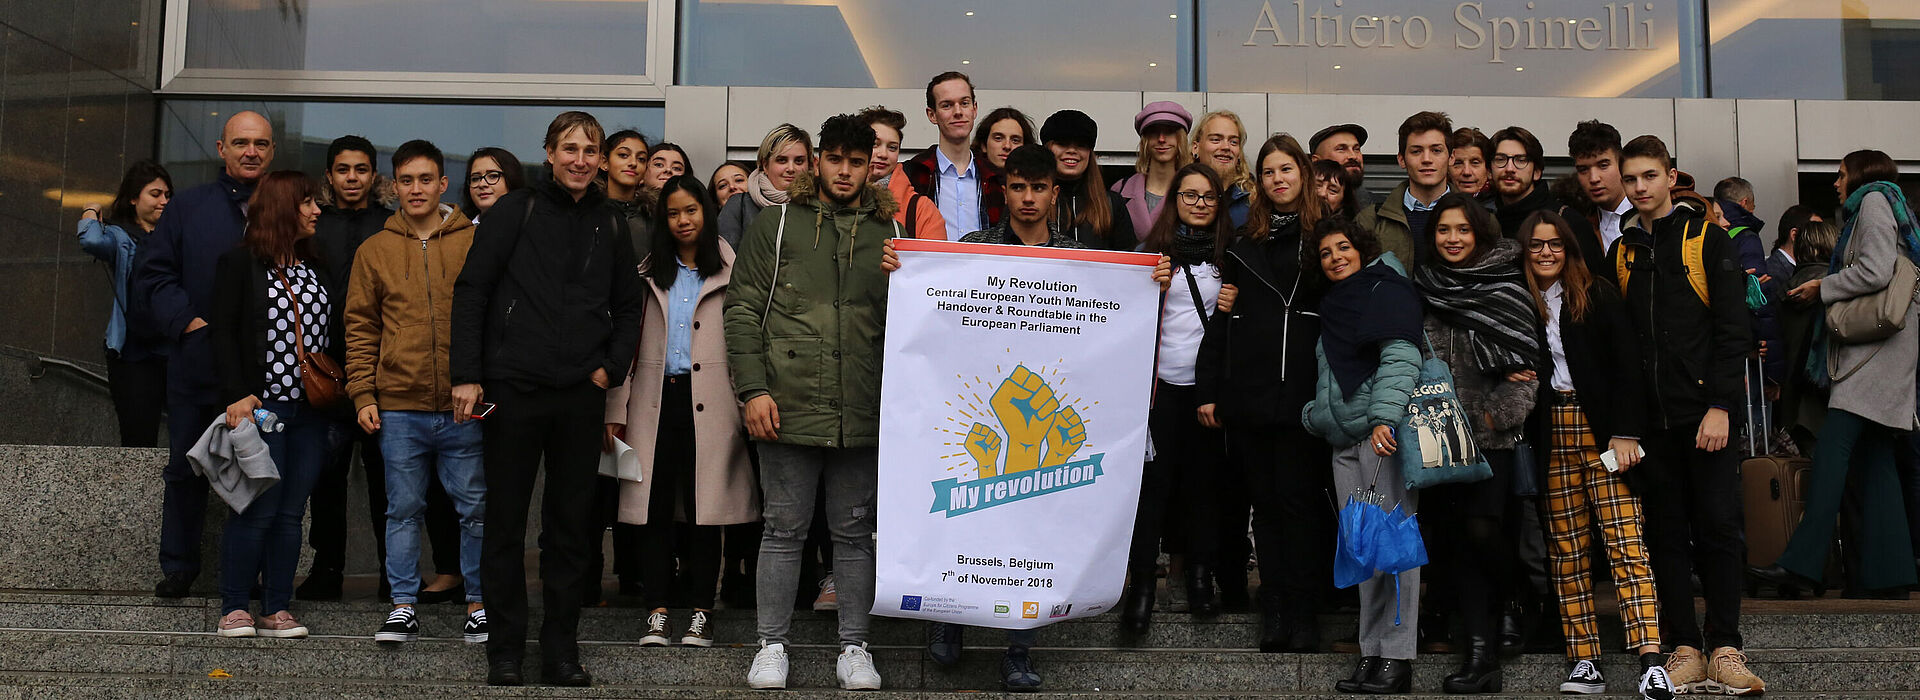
[219,400,330,615]
[380,410,486,605]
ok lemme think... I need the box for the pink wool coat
[605,241,759,525]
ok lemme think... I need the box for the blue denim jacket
[77,217,163,360]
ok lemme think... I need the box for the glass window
[1202,0,1687,97]
[1710,0,1920,100]
[679,0,1191,90]
[157,100,665,194]
[182,0,647,76]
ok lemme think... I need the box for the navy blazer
[131,172,254,406]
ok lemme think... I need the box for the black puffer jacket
[450,177,646,390]
[1194,217,1322,427]
[1609,201,1752,429]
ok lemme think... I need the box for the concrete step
[8,671,1920,700]
[14,671,1920,700]
[0,628,1910,693]
[1,591,1915,650]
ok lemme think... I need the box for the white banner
[874,239,1161,629]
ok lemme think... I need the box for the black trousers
[1423,448,1516,641]
[481,381,605,664]
[308,427,387,574]
[584,477,645,597]
[107,352,166,447]
[160,400,219,576]
[641,376,723,610]
[1229,424,1333,621]
[1639,426,1746,651]
[1130,382,1227,571]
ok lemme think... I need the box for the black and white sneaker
[1638,662,1676,700]
[463,608,489,644]
[680,610,714,647]
[1560,659,1606,694]
[374,606,419,645]
[640,610,671,647]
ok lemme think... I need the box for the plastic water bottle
[252,408,284,433]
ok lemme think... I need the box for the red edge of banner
[894,238,1162,267]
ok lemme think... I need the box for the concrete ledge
[0,445,229,592]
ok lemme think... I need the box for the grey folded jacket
[187,415,279,514]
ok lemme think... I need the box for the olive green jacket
[723,171,902,448]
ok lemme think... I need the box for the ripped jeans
[753,442,878,647]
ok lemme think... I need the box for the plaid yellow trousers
[1545,393,1661,660]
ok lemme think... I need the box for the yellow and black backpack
[1616,217,1713,306]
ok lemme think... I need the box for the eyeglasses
[1526,239,1566,253]
[468,170,504,186]
[1491,154,1533,168]
[1177,191,1220,206]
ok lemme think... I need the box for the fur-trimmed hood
[318,173,398,210]
[786,170,899,220]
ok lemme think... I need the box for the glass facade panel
[678,0,1192,90]
[157,100,665,195]
[1710,0,1920,100]
[182,0,648,76]
[1201,0,1688,97]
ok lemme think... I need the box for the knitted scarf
[1172,224,1215,266]
[746,169,791,209]
[1411,237,1542,374]
[1806,180,1920,387]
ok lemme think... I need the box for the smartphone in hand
[473,402,498,420]
[1600,444,1647,472]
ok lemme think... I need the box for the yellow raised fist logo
[968,364,1086,477]
[1042,405,1087,469]
[965,422,1003,479]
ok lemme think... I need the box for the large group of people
[79,69,1920,696]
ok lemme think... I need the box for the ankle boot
[1357,657,1412,694]
[1442,635,1502,693]
[1185,564,1218,617]
[1120,572,1155,633]
[1498,602,1525,658]
[1335,655,1380,693]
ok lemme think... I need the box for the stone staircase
[0,590,1916,698]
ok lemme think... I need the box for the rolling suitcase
[1738,357,1820,594]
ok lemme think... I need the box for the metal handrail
[30,356,110,391]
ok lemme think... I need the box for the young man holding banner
[879,144,1172,692]
[725,113,895,692]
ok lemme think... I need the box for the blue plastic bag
[1335,492,1385,589]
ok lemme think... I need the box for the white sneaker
[836,643,882,690]
[747,641,789,690]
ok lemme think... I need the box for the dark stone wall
[0,2,163,445]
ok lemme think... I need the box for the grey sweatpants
[1331,440,1421,660]
[753,442,878,647]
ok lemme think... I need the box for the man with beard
[729,113,896,692]
[1490,125,1606,279]
[1311,122,1371,207]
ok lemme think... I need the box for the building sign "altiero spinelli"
[1242,1,1659,63]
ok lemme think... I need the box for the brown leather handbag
[274,268,346,409]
